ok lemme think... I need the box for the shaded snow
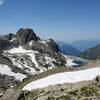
[0,64,26,81]
[23,68,100,91]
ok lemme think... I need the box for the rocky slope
[0,28,85,91]
[1,76,100,100]
[81,44,100,60]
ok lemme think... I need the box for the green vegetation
[17,83,100,100]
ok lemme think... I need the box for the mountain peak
[16,28,40,45]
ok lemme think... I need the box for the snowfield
[23,68,100,91]
[0,64,27,81]
[4,46,35,54]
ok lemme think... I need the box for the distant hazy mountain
[70,40,100,52]
[57,41,81,56]
[81,44,100,60]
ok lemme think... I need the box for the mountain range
[57,41,81,56]
[57,40,100,56]
[81,44,100,60]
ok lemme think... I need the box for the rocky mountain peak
[16,28,40,45]
[46,39,60,53]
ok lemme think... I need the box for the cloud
[0,0,4,6]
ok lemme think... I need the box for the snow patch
[39,40,46,44]
[23,68,100,91]
[67,59,79,66]
[63,54,83,66]
[4,46,35,54]
[9,38,15,42]
[29,41,33,46]
[45,56,56,68]
[5,46,44,74]
[0,64,27,81]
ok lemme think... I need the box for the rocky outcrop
[16,28,40,45]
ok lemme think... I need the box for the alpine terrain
[0,28,85,92]
[0,28,100,100]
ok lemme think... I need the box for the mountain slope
[0,28,85,90]
[60,45,81,56]
[57,41,81,56]
[70,40,100,52]
[81,44,100,60]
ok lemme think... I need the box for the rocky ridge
[0,28,85,91]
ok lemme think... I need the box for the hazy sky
[0,0,100,42]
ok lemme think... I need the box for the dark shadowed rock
[46,39,60,53]
[94,76,100,83]
[0,38,11,52]
[16,28,40,45]
[4,33,16,41]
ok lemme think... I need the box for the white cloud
[0,0,4,6]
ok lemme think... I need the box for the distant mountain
[80,44,100,60]
[57,41,81,56]
[70,40,100,52]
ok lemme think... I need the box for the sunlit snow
[23,68,100,91]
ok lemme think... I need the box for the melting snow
[5,46,35,54]
[10,57,37,75]
[23,68,100,91]
[67,59,79,66]
[45,56,56,68]
[63,54,80,66]
[4,46,44,74]
[0,64,27,81]
[39,40,46,44]
[29,41,33,46]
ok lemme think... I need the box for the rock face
[0,38,11,52]
[0,28,85,91]
[16,28,40,45]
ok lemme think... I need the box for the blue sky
[0,0,100,42]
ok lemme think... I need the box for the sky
[0,0,100,43]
